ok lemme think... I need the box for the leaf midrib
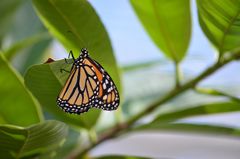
[219,6,240,54]
[48,0,86,47]
[15,129,30,159]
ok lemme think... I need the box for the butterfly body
[57,48,120,114]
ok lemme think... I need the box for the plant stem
[72,52,240,158]
[88,129,98,144]
[71,123,128,158]
[174,61,182,88]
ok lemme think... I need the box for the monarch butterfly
[56,48,120,114]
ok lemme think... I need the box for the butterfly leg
[64,58,73,64]
[60,68,71,73]
[64,50,75,64]
[68,50,75,61]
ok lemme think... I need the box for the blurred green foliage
[130,0,191,62]
[0,0,240,159]
[0,120,68,159]
[0,53,42,126]
[197,0,240,54]
[0,0,22,45]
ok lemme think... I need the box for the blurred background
[89,0,240,158]
[1,0,240,159]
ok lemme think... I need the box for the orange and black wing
[57,63,100,114]
[57,52,120,114]
[84,57,120,111]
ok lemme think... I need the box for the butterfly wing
[57,61,100,114]
[57,53,120,114]
[84,57,120,111]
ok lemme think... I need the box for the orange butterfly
[57,48,120,114]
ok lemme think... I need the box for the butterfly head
[81,48,89,57]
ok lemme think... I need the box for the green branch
[71,51,240,158]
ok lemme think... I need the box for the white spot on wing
[103,83,106,90]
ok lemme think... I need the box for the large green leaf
[0,120,68,159]
[130,0,191,62]
[24,59,101,129]
[0,0,22,46]
[4,0,52,74]
[0,53,43,126]
[152,101,240,123]
[32,0,121,91]
[197,0,240,54]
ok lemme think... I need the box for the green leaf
[195,87,240,102]
[152,101,240,123]
[32,0,121,92]
[130,0,191,62]
[24,59,101,129]
[197,0,240,54]
[52,128,80,159]
[0,0,22,45]
[136,123,240,137]
[7,0,45,42]
[4,0,52,74]
[4,33,50,60]
[0,120,68,159]
[0,53,43,126]
[18,37,52,75]
[121,59,166,72]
